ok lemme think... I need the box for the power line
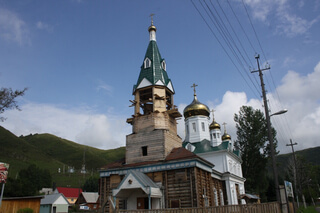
[241,0,268,62]
[191,0,261,99]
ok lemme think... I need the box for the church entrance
[137,197,149,209]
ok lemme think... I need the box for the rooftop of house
[80,192,99,203]
[55,187,82,198]
[41,193,68,205]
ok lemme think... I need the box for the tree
[0,87,27,121]
[82,176,99,192]
[286,155,320,205]
[234,106,278,201]
[4,164,52,197]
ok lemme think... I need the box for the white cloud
[276,12,319,37]
[96,80,113,95]
[36,21,53,33]
[2,103,129,149]
[0,8,30,45]
[243,0,319,37]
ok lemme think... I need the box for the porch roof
[113,170,162,198]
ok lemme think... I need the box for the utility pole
[286,139,299,208]
[251,54,280,203]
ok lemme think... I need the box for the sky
[1,0,320,154]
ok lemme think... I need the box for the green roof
[133,40,174,92]
[182,140,240,157]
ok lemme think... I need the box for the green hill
[0,126,125,187]
[275,146,320,179]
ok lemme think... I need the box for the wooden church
[98,19,226,212]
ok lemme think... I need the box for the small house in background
[54,187,82,205]
[76,192,99,210]
[39,188,53,195]
[40,193,68,213]
[0,196,43,213]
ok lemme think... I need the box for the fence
[117,202,281,213]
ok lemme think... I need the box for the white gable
[54,195,69,205]
[137,78,152,89]
[167,81,174,93]
[155,79,164,86]
[113,171,162,198]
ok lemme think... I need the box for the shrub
[17,208,33,213]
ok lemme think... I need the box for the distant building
[76,192,99,210]
[0,196,43,213]
[40,193,69,213]
[54,187,82,205]
[39,188,53,195]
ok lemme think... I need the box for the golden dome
[222,133,231,141]
[183,95,210,119]
[148,24,157,32]
[209,120,221,130]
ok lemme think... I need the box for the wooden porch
[117,202,281,213]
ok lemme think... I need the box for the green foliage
[298,206,318,213]
[17,208,33,213]
[0,125,125,190]
[4,164,52,197]
[21,133,125,171]
[234,106,278,201]
[0,87,27,122]
[82,175,99,192]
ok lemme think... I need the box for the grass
[298,206,319,213]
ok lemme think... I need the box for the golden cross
[222,122,227,133]
[191,83,198,96]
[150,13,155,25]
[211,109,216,120]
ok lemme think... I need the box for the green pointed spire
[133,23,174,93]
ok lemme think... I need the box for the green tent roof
[133,40,174,93]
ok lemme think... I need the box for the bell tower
[125,18,182,164]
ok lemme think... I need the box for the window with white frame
[220,189,224,206]
[192,123,196,132]
[144,58,151,68]
[213,188,218,206]
[161,60,166,71]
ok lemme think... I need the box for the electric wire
[226,0,262,92]
[197,0,261,98]
[190,0,261,99]
[192,0,294,150]
[241,0,268,63]
[215,0,254,68]
[204,0,262,95]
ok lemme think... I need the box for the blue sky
[1,0,320,154]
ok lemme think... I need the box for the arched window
[229,160,233,172]
[192,123,196,132]
[201,122,205,131]
[161,60,166,71]
[220,189,224,206]
[144,58,151,68]
[213,188,218,206]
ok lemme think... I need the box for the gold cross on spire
[191,83,198,96]
[150,13,155,25]
[222,122,227,133]
[211,109,216,120]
